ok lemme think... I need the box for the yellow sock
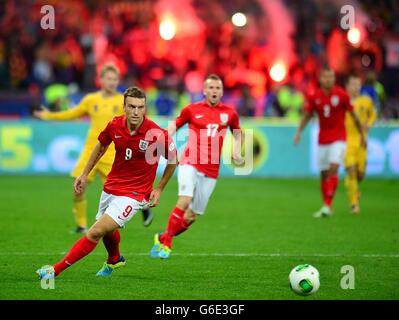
[73,199,87,228]
[345,174,358,206]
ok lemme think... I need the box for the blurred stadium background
[0,0,398,177]
[0,0,398,300]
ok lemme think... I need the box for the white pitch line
[0,252,398,258]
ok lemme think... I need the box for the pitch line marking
[0,252,398,258]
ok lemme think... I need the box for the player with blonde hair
[344,75,377,214]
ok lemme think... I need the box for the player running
[150,74,244,259]
[36,86,177,279]
[344,75,377,214]
[34,64,153,233]
[294,67,365,218]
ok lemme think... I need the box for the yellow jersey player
[344,75,377,214]
[34,64,153,232]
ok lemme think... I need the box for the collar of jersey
[318,85,339,96]
[202,100,222,108]
[123,115,149,136]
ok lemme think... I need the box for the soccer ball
[289,264,320,296]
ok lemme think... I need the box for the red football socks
[53,236,98,276]
[160,207,190,248]
[321,175,339,207]
[321,178,330,206]
[330,174,339,197]
[103,229,121,264]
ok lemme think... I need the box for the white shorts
[318,141,346,171]
[178,164,217,215]
[96,191,150,228]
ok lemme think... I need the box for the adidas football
[289,264,320,296]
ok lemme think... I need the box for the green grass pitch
[0,176,398,300]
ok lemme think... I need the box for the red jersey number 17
[206,124,219,137]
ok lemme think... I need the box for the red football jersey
[98,115,176,201]
[304,85,353,144]
[175,101,241,178]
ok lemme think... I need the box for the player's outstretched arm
[33,96,90,121]
[149,159,177,207]
[33,105,50,119]
[294,112,312,145]
[74,142,109,195]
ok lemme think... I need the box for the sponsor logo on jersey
[139,139,149,151]
[115,135,122,138]
[195,115,204,119]
[220,113,229,124]
[331,95,340,106]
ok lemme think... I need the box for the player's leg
[56,214,118,274]
[37,192,140,279]
[357,146,367,184]
[158,173,217,259]
[98,168,126,247]
[314,141,345,217]
[353,146,367,211]
[314,170,333,217]
[152,165,196,258]
[156,206,196,259]
[36,214,118,279]
[71,157,97,233]
[344,143,359,212]
[327,162,340,202]
[73,191,88,233]
[102,229,121,264]
[314,145,333,217]
[156,196,193,251]
[326,141,346,208]
[345,165,360,213]
[96,191,120,263]
[94,192,140,275]
[96,229,126,276]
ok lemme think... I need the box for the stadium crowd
[0,0,398,119]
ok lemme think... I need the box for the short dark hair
[123,86,146,105]
[205,74,222,82]
[204,74,223,88]
[320,65,334,74]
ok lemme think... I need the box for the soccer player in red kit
[294,67,365,218]
[36,87,177,280]
[150,74,244,259]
